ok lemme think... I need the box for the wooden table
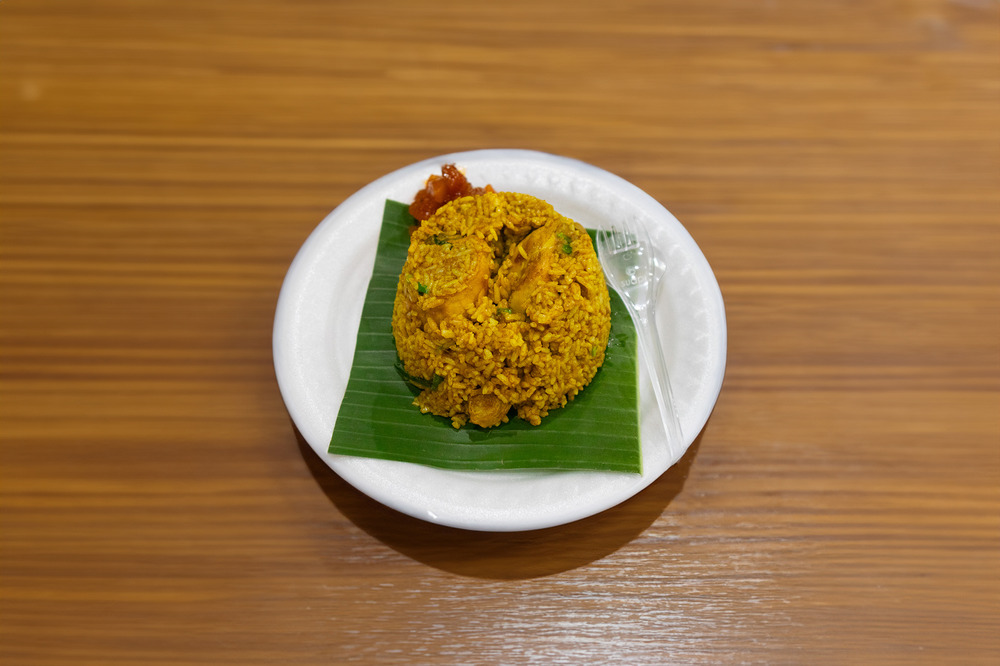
[2,1,997,663]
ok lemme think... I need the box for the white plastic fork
[597,218,684,459]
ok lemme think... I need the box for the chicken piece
[506,223,560,314]
[468,394,509,428]
[408,236,492,324]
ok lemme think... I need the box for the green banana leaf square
[328,200,641,473]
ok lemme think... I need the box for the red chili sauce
[408,164,494,221]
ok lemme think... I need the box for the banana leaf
[328,200,640,472]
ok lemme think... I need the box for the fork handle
[631,307,685,460]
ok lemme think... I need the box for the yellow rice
[391,191,611,428]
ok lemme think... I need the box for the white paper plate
[273,149,726,532]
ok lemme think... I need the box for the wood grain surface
[1,1,998,663]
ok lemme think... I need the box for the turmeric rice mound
[391,191,611,428]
